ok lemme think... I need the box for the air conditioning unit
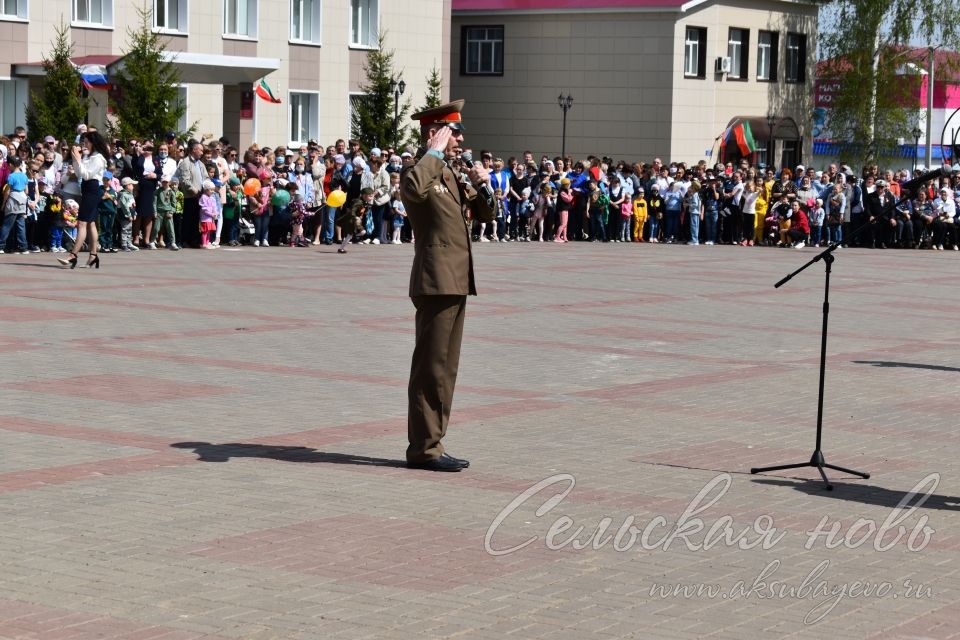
[715,56,731,74]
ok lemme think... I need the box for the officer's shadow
[171,441,408,468]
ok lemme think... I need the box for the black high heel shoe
[57,252,78,269]
[85,254,100,269]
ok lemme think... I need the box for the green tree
[819,0,960,166]
[421,64,442,111]
[351,31,413,151]
[108,3,193,140]
[25,21,88,143]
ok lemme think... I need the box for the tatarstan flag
[733,121,757,156]
[256,79,281,104]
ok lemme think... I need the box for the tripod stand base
[751,450,869,491]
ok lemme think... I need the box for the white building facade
[0,0,451,148]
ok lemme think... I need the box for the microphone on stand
[459,151,496,205]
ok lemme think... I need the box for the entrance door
[780,139,800,170]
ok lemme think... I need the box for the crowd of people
[0,122,956,258]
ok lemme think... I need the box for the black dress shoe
[407,454,466,472]
[445,454,470,468]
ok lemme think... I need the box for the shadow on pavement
[171,441,407,468]
[852,360,960,373]
[752,477,960,510]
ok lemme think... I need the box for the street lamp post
[390,77,406,151]
[766,112,776,170]
[912,126,923,173]
[557,94,573,160]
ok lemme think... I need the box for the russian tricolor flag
[77,64,109,90]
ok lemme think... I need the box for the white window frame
[684,27,700,77]
[289,90,319,147]
[348,92,365,141]
[786,32,805,83]
[757,31,772,81]
[72,0,113,28]
[154,0,187,34]
[727,28,745,80]
[463,26,504,75]
[290,0,321,45]
[0,0,28,22]
[223,0,257,39]
[0,78,28,136]
[349,0,378,49]
[173,85,188,135]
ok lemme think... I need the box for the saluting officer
[400,99,494,471]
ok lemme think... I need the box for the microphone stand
[750,188,917,490]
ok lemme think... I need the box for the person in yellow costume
[632,187,648,241]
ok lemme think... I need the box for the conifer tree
[351,31,413,151]
[25,22,88,143]
[108,4,192,140]
[422,65,442,111]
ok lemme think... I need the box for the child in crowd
[391,199,406,245]
[481,187,504,242]
[809,198,825,247]
[47,194,65,253]
[620,191,633,242]
[118,177,138,251]
[251,180,272,247]
[632,188,647,242]
[335,187,372,253]
[518,187,534,241]
[528,184,553,242]
[98,171,117,253]
[288,184,311,247]
[24,162,41,252]
[0,158,29,254]
[199,179,220,248]
[588,181,608,242]
[154,176,179,251]
[170,176,184,244]
[63,199,79,245]
[647,185,663,242]
[222,177,243,247]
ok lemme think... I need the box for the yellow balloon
[326,189,346,208]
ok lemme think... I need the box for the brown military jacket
[400,152,495,297]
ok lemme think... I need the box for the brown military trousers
[406,294,467,463]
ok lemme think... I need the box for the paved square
[1,243,959,639]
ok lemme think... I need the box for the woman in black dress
[132,141,159,248]
[58,131,108,269]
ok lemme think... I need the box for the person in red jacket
[785,199,810,248]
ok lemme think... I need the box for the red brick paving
[1,244,959,639]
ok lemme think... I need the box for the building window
[73,0,112,26]
[757,31,778,82]
[1,0,27,19]
[786,32,807,83]
[350,0,377,47]
[173,86,187,134]
[727,28,749,80]
[0,79,27,135]
[461,25,503,75]
[290,91,319,145]
[224,0,257,38]
[155,0,186,32]
[684,26,707,79]
[291,0,321,43]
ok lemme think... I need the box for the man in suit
[176,141,205,248]
[400,99,495,472]
[864,178,896,248]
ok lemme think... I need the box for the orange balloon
[243,178,261,196]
